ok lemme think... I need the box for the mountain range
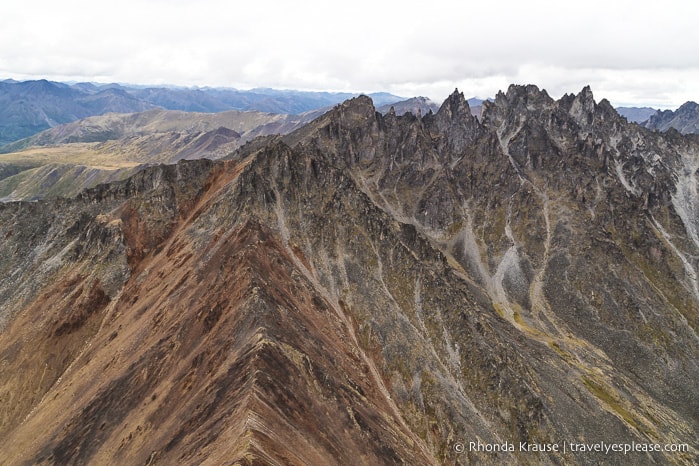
[0,94,485,202]
[0,106,325,201]
[614,106,658,124]
[4,78,699,154]
[0,85,697,464]
[0,79,404,146]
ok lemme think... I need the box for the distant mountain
[377,96,490,118]
[377,96,440,116]
[126,86,402,114]
[0,107,323,201]
[643,101,699,134]
[0,80,156,145]
[0,79,404,146]
[615,106,658,123]
[0,107,319,154]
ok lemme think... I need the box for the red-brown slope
[3,211,432,464]
[0,274,111,440]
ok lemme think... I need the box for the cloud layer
[2,0,697,108]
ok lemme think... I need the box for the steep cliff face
[0,86,698,465]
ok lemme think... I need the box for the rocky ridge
[0,108,324,201]
[644,101,699,134]
[0,79,404,146]
[0,85,697,465]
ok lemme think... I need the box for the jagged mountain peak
[435,88,471,122]
[596,97,617,117]
[336,94,376,114]
[502,83,554,106]
[479,84,627,137]
[281,90,484,171]
[678,100,699,112]
[556,87,624,132]
[562,85,598,127]
[322,95,379,133]
[480,84,554,129]
[567,85,595,110]
[577,84,594,100]
[428,88,483,157]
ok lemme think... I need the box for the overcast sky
[2,0,697,108]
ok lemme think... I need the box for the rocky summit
[0,85,698,465]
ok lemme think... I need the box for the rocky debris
[0,85,698,465]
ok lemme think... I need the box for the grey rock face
[644,101,699,134]
[274,85,699,464]
[0,86,698,465]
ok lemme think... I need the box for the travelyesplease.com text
[454,440,690,455]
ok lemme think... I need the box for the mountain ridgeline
[0,79,403,146]
[0,85,697,465]
[0,108,326,202]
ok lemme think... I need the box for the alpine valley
[0,84,697,465]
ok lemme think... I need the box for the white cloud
[1,0,698,108]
